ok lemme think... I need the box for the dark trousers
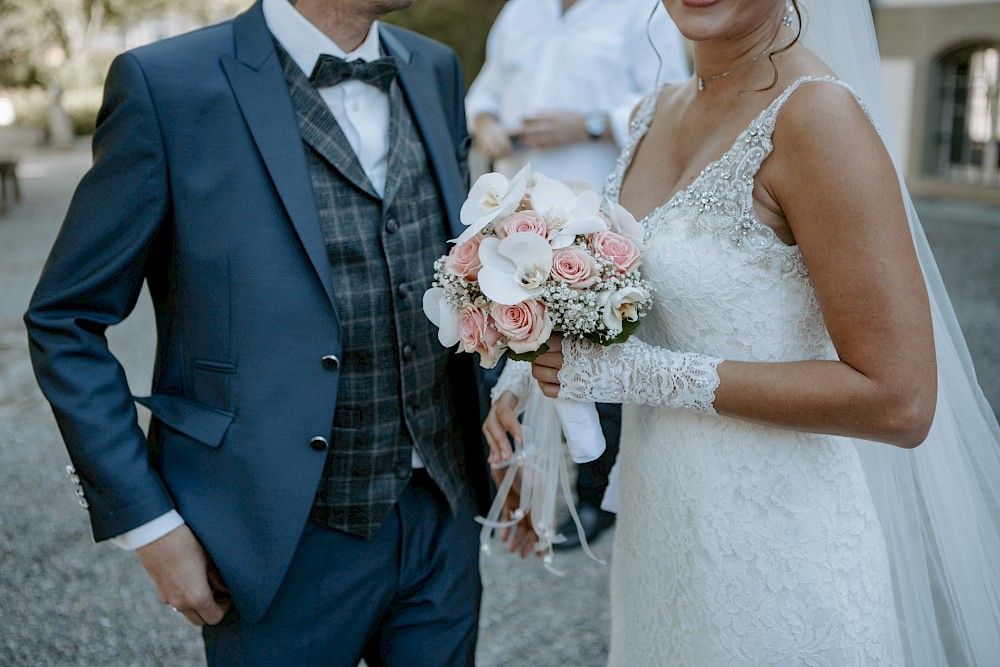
[577,402,622,508]
[203,470,481,667]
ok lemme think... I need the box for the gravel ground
[1,142,996,666]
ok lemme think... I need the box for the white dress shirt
[263,0,391,195]
[113,0,420,550]
[466,0,689,189]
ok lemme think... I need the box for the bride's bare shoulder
[774,78,876,150]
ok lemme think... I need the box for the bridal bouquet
[422,164,652,370]
[422,165,652,571]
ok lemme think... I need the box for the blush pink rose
[591,231,641,273]
[458,305,505,367]
[446,235,484,281]
[491,300,554,354]
[551,248,599,290]
[498,210,549,239]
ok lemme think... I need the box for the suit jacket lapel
[277,48,380,201]
[221,2,338,310]
[380,27,466,240]
[380,84,406,210]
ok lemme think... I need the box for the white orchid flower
[607,201,646,248]
[530,176,608,248]
[477,232,554,306]
[422,287,460,347]
[600,286,651,334]
[453,164,531,244]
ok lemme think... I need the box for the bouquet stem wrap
[553,398,606,463]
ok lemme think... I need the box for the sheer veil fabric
[798,1,1000,664]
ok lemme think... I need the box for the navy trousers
[576,402,622,509]
[203,470,482,666]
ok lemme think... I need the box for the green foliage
[62,86,104,135]
[0,0,500,134]
[585,318,642,347]
[5,88,47,129]
[507,342,549,364]
[383,0,505,89]
[0,0,246,88]
[5,85,102,135]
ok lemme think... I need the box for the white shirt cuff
[109,510,185,550]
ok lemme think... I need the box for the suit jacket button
[402,344,414,362]
[310,436,329,451]
[385,218,399,234]
[321,355,340,371]
[395,463,411,480]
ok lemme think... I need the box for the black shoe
[552,502,615,551]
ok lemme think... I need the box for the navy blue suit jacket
[25,2,488,622]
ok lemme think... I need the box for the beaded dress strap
[602,86,665,205]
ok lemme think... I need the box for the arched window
[927,44,1000,188]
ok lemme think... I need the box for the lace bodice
[583,77,902,666]
[602,76,863,365]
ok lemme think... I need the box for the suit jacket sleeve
[24,52,176,541]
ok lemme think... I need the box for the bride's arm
[534,83,936,449]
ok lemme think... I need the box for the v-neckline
[617,75,821,226]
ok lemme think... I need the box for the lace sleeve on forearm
[558,337,723,415]
[490,359,533,413]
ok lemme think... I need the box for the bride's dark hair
[759,0,803,93]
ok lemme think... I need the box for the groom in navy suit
[25,0,491,663]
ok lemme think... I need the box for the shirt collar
[262,0,383,76]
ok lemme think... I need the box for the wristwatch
[584,112,607,141]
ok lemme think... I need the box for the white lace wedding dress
[581,76,905,665]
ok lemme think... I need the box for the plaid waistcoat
[278,47,467,538]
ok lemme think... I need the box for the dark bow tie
[309,54,399,92]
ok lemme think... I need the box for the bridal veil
[798,1,1000,663]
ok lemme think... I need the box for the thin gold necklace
[696,36,792,91]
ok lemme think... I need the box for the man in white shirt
[467,0,688,191]
[25,0,491,663]
[468,0,688,550]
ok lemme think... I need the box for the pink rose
[458,305,505,367]
[491,300,553,354]
[498,210,549,239]
[591,231,641,273]
[446,235,484,281]
[551,248,599,290]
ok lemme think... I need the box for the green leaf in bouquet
[587,318,642,347]
[505,343,549,363]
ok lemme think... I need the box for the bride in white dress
[484,0,1000,664]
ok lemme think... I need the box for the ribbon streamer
[476,380,607,574]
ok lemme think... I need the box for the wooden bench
[0,157,19,215]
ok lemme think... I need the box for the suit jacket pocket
[191,358,236,413]
[134,394,235,448]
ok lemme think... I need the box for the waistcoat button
[395,463,411,480]
[385,218,399,234]
[321,355,340,371]
[310,436,329,451]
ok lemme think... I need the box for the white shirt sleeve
[464,5,513,127]
[609,6,690,148]
[109,510,185,550]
